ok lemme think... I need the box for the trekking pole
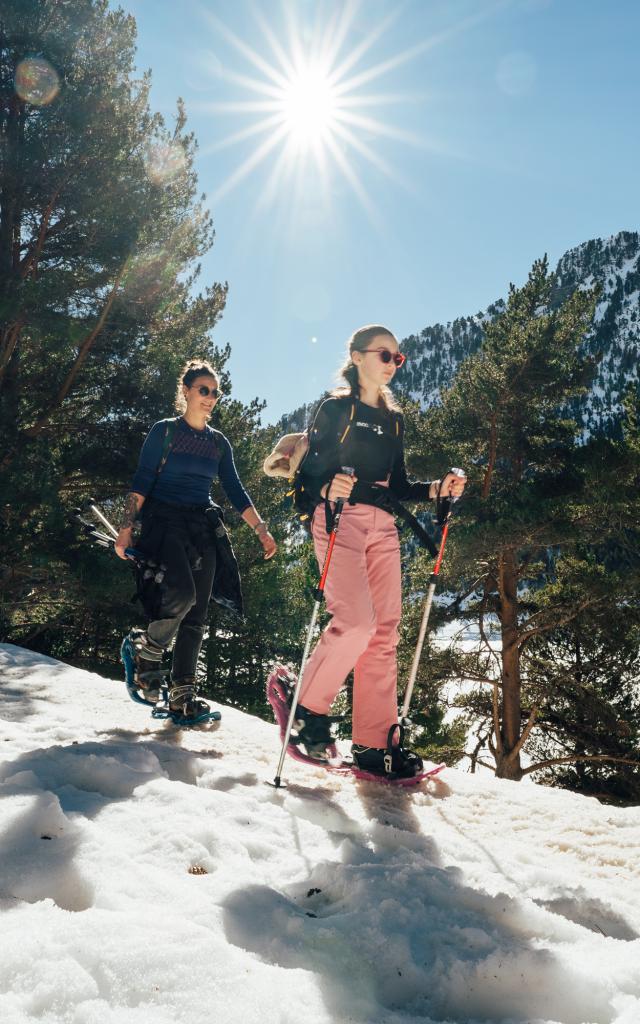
[400,468,466,724]
[82,497,119,540]
[273,467,354,788]
[73,501,139,561]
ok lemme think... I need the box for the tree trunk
[496,549,523,780]
[0,93,26,387]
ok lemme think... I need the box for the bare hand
[325,473,357,502]
[115,526,133,560]
[440,471,467,499]
[258,527,277,560]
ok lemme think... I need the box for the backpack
[264,399,387,526]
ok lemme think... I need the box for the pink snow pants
[299,501,401,748]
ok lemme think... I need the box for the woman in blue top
[115,359,276,720]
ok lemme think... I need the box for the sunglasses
[361,348,406,368]
[192,384,221,398]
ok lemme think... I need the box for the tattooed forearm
[121,492,143,530]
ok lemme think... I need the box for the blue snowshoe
[121,631,221,726]
[121,629,166,707]
[151,683,222,727]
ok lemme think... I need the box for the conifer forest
[1,0,639,804]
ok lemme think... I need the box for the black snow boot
[294,705,334,759]
[352,725,423,779]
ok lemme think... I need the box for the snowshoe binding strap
[293,705,336,759]
[386,724,424,779]
[168,683,210,718]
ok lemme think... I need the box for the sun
[279,65,338,147]
[196,4,483,212]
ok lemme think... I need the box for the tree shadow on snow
[0,779,94,912]
[533,894,638,941]
[0,733,217,914]
[0,664,69,723]
[1,645,78,713]
[222,774,619,1024]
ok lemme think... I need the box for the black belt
[323,483,438,556]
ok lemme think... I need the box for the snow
[1,643,640,1024]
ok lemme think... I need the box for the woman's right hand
[323,473,357,502]
[115,526,133,560]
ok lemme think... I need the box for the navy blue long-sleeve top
[131,417,252,513]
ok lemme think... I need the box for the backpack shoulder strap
[156,418,179,477]
[337,398,357,445]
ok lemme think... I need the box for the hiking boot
[352,725,423,779]
[127,629,165,701]
[168,681,210,720]
[293,705,334,759]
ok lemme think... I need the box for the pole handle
[448,467,466,503]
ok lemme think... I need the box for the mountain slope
[396,231,640,437]
[1,643,640,1024]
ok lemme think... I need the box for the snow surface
[1,643,640,1024]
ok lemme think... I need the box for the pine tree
[0,0,228,657]
[408,257,604,779]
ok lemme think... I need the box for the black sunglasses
[361,348,406,368]
[192,384,221,398]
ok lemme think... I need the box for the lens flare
[121,247,177,312]
[144,141,187,184]
[15,58,60,106]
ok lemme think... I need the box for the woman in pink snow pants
[295,324,466,778]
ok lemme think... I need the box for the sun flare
[197,3,473,212]
[279,65,338,146]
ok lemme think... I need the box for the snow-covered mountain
[281,232,640,436]
[2,643,640,1024]
[395,231,640,436]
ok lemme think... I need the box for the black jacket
[300,396,433,507]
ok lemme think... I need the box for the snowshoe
[351,759,446,787]
[267,665,445,786]
[151,682,222,727]
[120,629,166,707]
[352,724,422,778]
[266,665,350,770]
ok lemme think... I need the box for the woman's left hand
[257,526,277,560]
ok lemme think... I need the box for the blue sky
[123,0,640,422]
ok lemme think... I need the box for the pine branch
[522,754,640,776]
[481,413,497,499]
[19,182,66,280]
[478,578,502,674]
[518,598,600,648]
[21,262,127,439]
[458,753,493,774]
[0,320,24,383]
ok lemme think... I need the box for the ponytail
[331,324,401,412]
